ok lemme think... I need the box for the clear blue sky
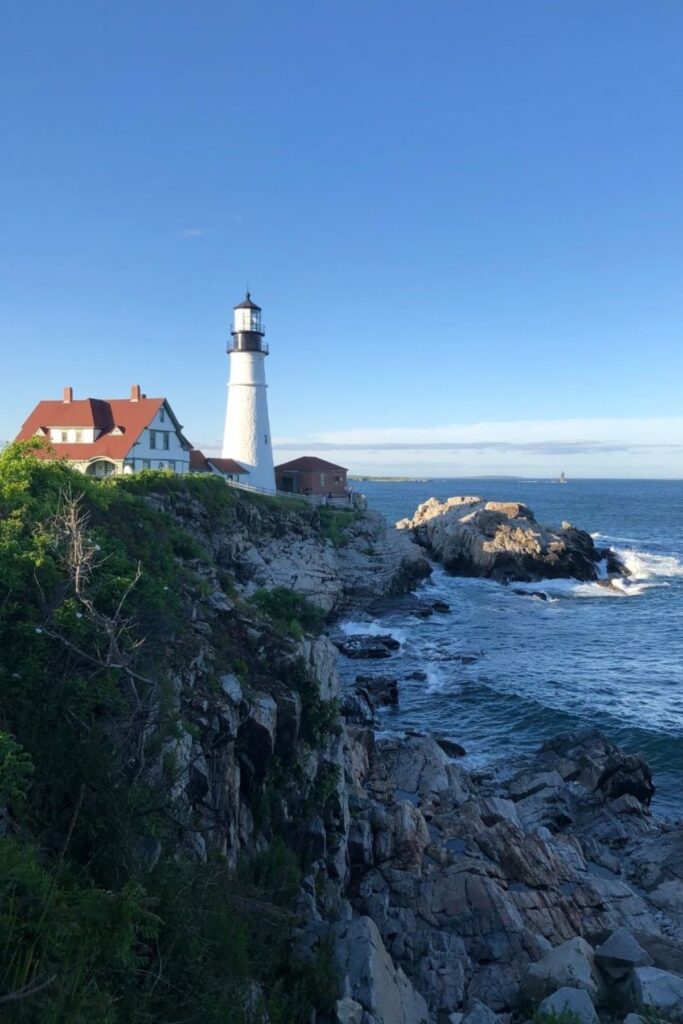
[3,1,683,475]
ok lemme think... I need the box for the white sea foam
[614,547,683,580]
[512,577,654,600]
[339,618,410,644]
[425,665,446,693]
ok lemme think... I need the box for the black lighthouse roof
[234,291,261,311]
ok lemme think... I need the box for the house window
[149,431,156,449]
[142,459,151,470]
[320,473,326,486]
[162,432,169,450]
[75,430,83,443]
[334,475,341,483]
[167,460,175,471]
[160,407,165,423]
[61,431,68,443]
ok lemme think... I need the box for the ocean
[340,478,683,818]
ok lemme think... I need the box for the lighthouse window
[264,434,268,443]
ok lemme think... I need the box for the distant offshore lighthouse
[222,292,275,490]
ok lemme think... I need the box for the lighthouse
[222,292,276,491]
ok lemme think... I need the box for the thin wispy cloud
[272,417,683,478]
[178,227,213,239]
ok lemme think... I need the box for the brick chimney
[63,386,73,403]
[130,384,141,402]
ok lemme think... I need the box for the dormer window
[111,426,124,436]
[75,430,82,442]
[61,431,67,443]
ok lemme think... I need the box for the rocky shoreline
[152,485,683,1023]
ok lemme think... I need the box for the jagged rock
[271,685,302,754]
[336,997,363,1024]
[355,675,399,708]
[397,496,626,583]
[622,1015,644,1024]
[219,673,243,703]
[462,1001,499,1024]
[432,600,451,613]
[341,691,375,725]
[406,670,428,681]
[207,589,234,612]
[632,967,683,1022]
[237,692,277,785]
[521,936,599,1002]
[392,801,429,870]
[537,987,598,1024]
[595,927,653,979]
[436,737,467,759]
[596,753,655,807]
[335,635,399,659]
[348,819,374,867]
[332,915,430,1024]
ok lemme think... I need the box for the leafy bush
[316,507,357,547]
[0,444,336,1021]
[250,587,325,639]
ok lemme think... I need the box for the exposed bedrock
[301,727,683,1023]
[396,496,627,583]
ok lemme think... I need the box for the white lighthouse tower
[222,292,276,491]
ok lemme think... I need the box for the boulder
[462,1000,499,1024]
[632,967,683,1022]
[355,674,399,709]
[397,496,626,583]
[595,927,653,979]
[521,937,599,1002]
[595,753,655,807]
[537,987,599,1024]
[335,634,400,659]
[436,737,467,759]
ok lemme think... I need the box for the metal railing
[223,477,364,509]
[228,339,270,354]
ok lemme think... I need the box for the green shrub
[316,508,357,547]
[250,587,325,639]
[0,445,335,1021]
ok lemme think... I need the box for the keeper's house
[275,456,348,496]
[16,385,192,477]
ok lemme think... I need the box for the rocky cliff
[397,497,627,583]
[1,454,680,1024]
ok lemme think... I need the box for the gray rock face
[632,967,683,1022]
[397,496,625,583]
[537,987,599,1024]
[332,916,430,1024]
[334,727,683,1020]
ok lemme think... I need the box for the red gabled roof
[16,393,187,463]
[207,457,248,475]
[190,449,209,471]
[275,456,348,473]
[190,450,248,475]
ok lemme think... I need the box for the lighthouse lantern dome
[233,292,263,335]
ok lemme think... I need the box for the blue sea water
[341,478,683,817]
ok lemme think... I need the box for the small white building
[16,385,192,476]
[222,292,276,491]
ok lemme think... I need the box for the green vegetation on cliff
[0,444,337,1023]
